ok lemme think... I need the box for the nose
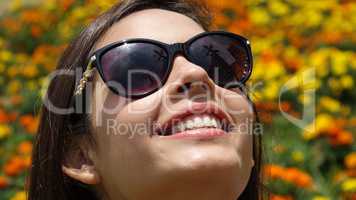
[165,56,215,102]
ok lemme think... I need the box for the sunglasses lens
[100,43,169,96]
[187,34,251,87]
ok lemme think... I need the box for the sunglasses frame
[74,31,253,98]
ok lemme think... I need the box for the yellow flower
[311,50,329,78]
[0,50,12,62]
[15,53,28,63]
[71,7,88,20]
[315,114,333,132]
[263,81,280,100]
[0,124,11,139]
[95,0,117,10]
[39,77,49,99]
[268,0,289,16]
[303,128,318,140]
[331,51,348,75]
[265,61,286,79]
[26,81,37,91]
[340,75,354,89]
[312,196,330,200]
[327,78,342,93]
[10,191,27,200]
[7,80,22,94]
[303,114,333,140]
[319,96,341,113]
[43,0,56,11]
[22,65,38,78]
[298,93,312,105]
[351,55,356,70]
[291,151,304,163]
[341,178,356,192]
[250,8,271,25]
[10,0,22,12]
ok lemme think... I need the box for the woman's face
[85,9,254,200]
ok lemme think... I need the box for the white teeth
[178,123,185,132]
[170,115,224,134]
[212,118,218,128]
[193,117,203,128]
[203,116,211,126]
[186,120,194,129]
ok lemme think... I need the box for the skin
[62,9,255,200]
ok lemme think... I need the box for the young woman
[28,0,263,199]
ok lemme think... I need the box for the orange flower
[0,18,21,33]
[346,169,356,177]
[60,0,75,11]
[32,44,66,71]
[22,156,32,169]
[21,10,42,24]
[0,109,17,123]
[333,171,348,183]
[279,102,292,113]
[19,115,39,134]
[320,32,342,44]
[0,176,9,189]
[283,167,300,183]
[213,13,231,27]
[18,141,33,155]
[284,57,301,72]
[295,172,313,188]
[270,194,293,200]
[330,130,354,146]
[205,0,239,10]
[257,112,272,124]
[350,117,356,127]
[10,95,23,105]
[3,156,26,177]
[260,50,277,64]
[31,25,42,38]
[228,19,252,34]
[326,124,343,137]
[345,152,356,169]
[264,164,285,179]
[264,165,313,189]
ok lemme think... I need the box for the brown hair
[28,0,264,199]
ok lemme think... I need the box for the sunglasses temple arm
[73,56,96,96]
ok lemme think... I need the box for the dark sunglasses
[74,31,253,98]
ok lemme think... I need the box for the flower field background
[0,0,355,199]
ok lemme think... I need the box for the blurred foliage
[0,0,355,199]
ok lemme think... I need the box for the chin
[156,143,241,178]
[151,149,243,200]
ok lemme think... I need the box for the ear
[62,141,100,185]
[250,158,255,168]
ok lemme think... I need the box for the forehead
[94,8,205,50]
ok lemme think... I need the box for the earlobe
[250,159,255,168]
[62,164,100,185]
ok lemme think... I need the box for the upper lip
[153,102,234,136]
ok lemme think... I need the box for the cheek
[91,84,162,136]
[91,90,165,196]
[218,88,254,129]
[216,88,255,166]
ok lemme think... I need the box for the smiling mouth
[156,114,232,136]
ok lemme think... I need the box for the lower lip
[158,128,228,139]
